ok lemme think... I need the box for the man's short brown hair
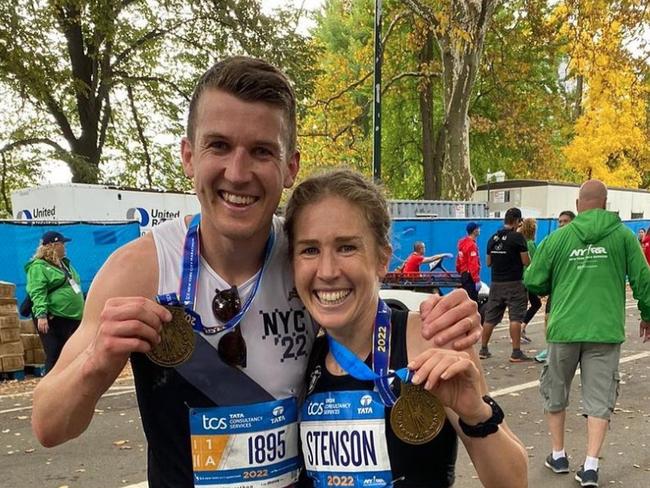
[186,56,297,155]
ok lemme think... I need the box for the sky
[45,0,325,185]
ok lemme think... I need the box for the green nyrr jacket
[524,209,650,343]
[25,257,84,320]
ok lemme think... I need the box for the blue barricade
[2,220,141,307]
[391,218,650,285]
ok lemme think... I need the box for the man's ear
[283,151,300,189]
[180,137,194,178]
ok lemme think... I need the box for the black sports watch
[458,395,504,438]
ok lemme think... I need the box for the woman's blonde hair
[520,218,537,241]
[33,243,62,266]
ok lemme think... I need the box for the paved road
[1,293,648,487]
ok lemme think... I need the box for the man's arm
[469,242,481,283]
[422,253,447,265]
[523,236,552,296]
[32,234,169,447]
[624,232,650,323]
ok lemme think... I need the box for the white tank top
[151,215,317,400]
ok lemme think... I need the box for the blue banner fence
[3,217,648,310]
[2,221,141,308]
[391,218,650,285]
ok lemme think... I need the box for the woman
[285,170,527,488]
[519,218,541,343]
[25,231,84,373]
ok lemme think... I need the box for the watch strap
[458,395,504,438]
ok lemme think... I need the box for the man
[535,210,576,363]
[456,222,481,302]
[643,227,650,265]
[402,241,447,273]
[525,180,650,487]
[479,207,531,362]
[31,57,481,487]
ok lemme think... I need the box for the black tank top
[301,310,457,487]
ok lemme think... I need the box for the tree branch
[306,11,411,109]
[126,85,153,188]
[0,138,70,160]
[403,0,440,29]
[114,72,192,101]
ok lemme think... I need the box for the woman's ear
[377,245,392,279]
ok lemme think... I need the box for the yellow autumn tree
[556,0,649,187]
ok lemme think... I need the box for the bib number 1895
[247,430,286,465]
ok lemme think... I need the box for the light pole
[373,0,382,182]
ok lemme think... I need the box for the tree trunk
[419,0,497,199]
[419,30,439,199]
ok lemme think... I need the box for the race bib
[190,398,299,488]
[300,391,392,487]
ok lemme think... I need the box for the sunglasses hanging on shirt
[212,286,247,368]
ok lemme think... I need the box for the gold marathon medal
[390,381,446,445]
[146,305,196,367]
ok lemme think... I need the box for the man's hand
[87,297,171,375]
[420,288,481,350]
[640,320,650,343]
[37,317,49,334]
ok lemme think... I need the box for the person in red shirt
[456,222,481,302]
[642,227,650,265]
[402,242,446,273]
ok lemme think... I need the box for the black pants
[35,315,81,373]
[460,272,479,303]
[523,291,542,325]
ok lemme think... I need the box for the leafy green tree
[0,0,318,188]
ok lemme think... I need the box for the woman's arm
[406,315,528,488]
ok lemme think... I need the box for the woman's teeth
[316,290,351,304]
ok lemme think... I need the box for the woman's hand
[37,317,49,334]
[408,348,490,424]
[419,289,481,350]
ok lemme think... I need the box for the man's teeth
[317,290,351,304]
[222,191,256,205]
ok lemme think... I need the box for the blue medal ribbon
[157,213,274,335]
[327,299,412,407]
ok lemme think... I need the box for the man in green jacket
[524,180,650,487]
[25,231,84,373]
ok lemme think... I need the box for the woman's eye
[300,247,319,256]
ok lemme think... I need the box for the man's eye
[340,245,356,253]
[253,147,273,158]
[209,141,229,151]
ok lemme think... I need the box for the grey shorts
[483,280,527,324]
[539,342,621,419]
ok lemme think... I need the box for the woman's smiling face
[291,195,389,334]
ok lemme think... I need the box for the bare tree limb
[126,85,153,188]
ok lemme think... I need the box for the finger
[452,324,482,350]
[103,302,168,332]
[407,348,438,371]
[419,293,442,319]
[424,355,459,390]
[410,350,445,385]
[439,358,478,382]
[427,302,480,347]
[104,319,162,346]
[421,289,467,329]
[107,297,172,322]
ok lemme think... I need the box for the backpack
[19,278,69,318]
